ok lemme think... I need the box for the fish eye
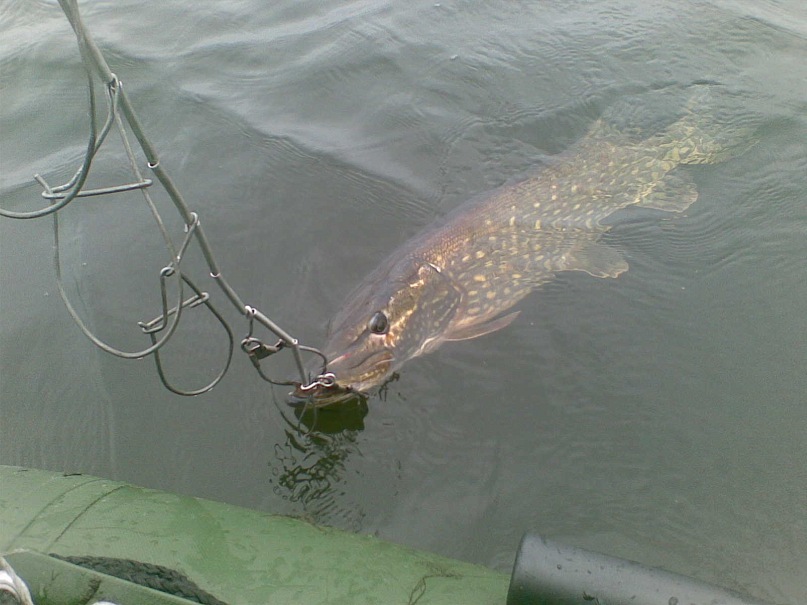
[368,311,389,334]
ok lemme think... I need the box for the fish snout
[286,346,393,408]
[287,375,360,408]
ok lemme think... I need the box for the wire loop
[0,0,328,396]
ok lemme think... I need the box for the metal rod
[249,307,308,383]
[58,0,318,387]
[1,0,324,392]
[41,179,152,199]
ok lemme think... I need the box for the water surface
[1,1,805,601]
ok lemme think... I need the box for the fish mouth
[287,382,363,408]
[286,349,393,408]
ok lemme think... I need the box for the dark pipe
[507,533,775,605]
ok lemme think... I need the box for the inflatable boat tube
[1,465,774,605]
[0,465,508,604]
[507,533,773,605]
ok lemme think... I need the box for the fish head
[290,258,461,407]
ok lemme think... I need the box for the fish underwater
[291,88,749,407]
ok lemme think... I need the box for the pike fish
[292,91,745,406]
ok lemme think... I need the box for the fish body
[294,93,743,406]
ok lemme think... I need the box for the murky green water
[2,1,805,601]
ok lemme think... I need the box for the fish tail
[660,86,756,165]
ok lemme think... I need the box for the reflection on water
[293,396,369,434]
[266,375,406,528]
[267,399,369,530]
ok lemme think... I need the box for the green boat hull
[1,465,508,604]
[0,465,776,605]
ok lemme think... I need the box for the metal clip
[241,337,284,367]
[297,372,337,392]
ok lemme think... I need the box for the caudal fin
[660,85,756,165]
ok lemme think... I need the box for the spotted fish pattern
[294,92,747,405]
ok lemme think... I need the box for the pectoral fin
[443,310,521,342]
[638,171,699,213]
